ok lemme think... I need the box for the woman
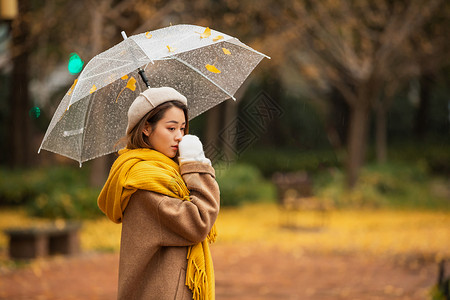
[98,87,220,300]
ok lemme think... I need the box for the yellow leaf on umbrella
[145,32,152,39]
[67,79,78,95]
[213,35,224,42]
[126,77,137,91]
[121,75,128,80]
[167,45,176,52]
[89,85,97,94]
[115,77,137,103]
[222,48,231,55]
[206,64,221,73]
[200,27,211,39]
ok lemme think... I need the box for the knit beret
[126,87,188,134]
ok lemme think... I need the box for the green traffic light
[29,106,41,119]
[68,53,84,74]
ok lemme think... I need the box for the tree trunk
[89,7,109,187]
[414,74,432,139]
[375,104,387,164]
[326,88,349,150]
[223,99,238,161]
[204,104,222,162]
[8,0,31,168]
[346,103,370,189]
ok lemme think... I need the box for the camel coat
[117,161,220,300]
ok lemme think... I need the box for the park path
[0,243,439,300]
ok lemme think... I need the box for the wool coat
[117,161,220,300]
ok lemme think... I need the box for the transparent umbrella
[38,24,269,165]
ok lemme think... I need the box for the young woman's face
[143,106,186,158]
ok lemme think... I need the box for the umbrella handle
[138,68,150,88]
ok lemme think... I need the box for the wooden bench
[4,223,81,259]
[272,171,332,229]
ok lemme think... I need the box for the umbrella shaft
[138,68,150,88]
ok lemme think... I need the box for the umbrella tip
[121,31,128,40]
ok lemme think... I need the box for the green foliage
[215,163,276,207]
[27,187,101,219]
[0,166,102,219]
[387,141,450,176]
[430,283,450,300]
[314,162,450,210]
[238,147,342,177]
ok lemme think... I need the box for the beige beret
[126,87,187,134]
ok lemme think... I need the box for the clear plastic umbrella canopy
[39,24,269,165]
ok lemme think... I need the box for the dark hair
[126,100,189,150]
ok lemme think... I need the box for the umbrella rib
[172,57,236,100]
[79,92,97,165]
[79,60,142,82]
[69,62,147,107]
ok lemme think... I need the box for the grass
[313,162,450,210]
[1,203,449,264]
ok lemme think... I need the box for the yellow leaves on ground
[205,64,221,73]
[81,218,122,252]
[2,204,447,260]
[215,203,450,260]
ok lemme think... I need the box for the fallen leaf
[213,35,224,42]
[121,75,128,80]
[89,85,97,94]
[206,64,221,73]
[200,27,211,39]
[222,48,231,55]
[145,32,152,39]
[126,77,137,91]
[167,45,176,52]
[67,79,78,95]
[115,77,137,103]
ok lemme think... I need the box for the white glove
[178,135,211,165]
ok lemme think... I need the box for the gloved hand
[178,135,211,165]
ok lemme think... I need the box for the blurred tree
[287,0,447,188]
[410,2,450,140]
[5,0,448,189]
[7,0,32,167]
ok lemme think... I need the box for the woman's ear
[143,123,151,137]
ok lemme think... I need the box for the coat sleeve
[157,162,220,246]
[124,162,220,247]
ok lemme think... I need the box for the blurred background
[0,0,449,299]
[1,0,449,206]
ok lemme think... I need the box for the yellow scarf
[98,148,216,300]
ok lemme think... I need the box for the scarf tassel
[206,224,217,243]
[186,249,208,300]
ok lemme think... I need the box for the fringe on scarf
[207,224,217,243]
[186,242,210,300]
